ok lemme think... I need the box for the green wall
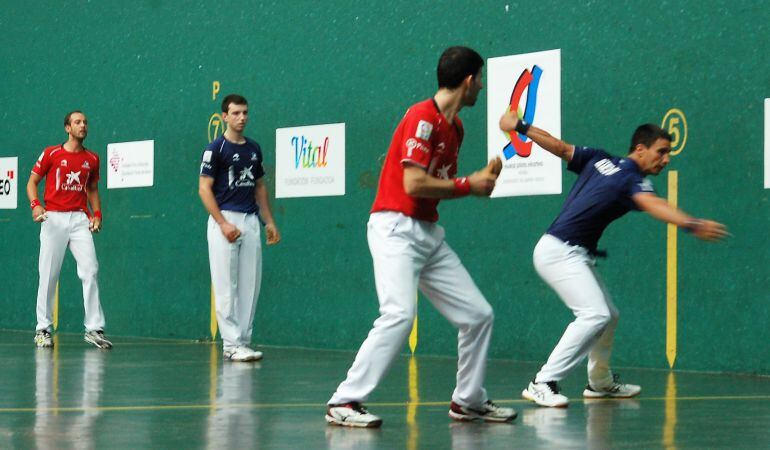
[1,1,768,375]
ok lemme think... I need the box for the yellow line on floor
[1,395,768,414]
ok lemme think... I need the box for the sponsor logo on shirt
[251,152,258,161]
[61,160,68,167]
[639,178,654,192]
[235,166,256,187]
[435,163,452,179]
[82,161,90,169]
[61,170,84,191]
[594,159,620,176]
[415,120,433,141]
[405,138,429,157]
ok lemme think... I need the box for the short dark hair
[629,124,672,153]
[64,110,84,126]
[221,94,248,113]
[437,46,484,89]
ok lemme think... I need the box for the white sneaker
[34,330,53,348]
[448,400,517,422]
[84,330,113,349]
[326,403,383,428]
[522,380,569,407]
[583,375,641,398]
[223,346,263,362]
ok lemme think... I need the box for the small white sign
[275,123,345,198]
[765,99,769,189]
[107,140,154,189]
[0,157,18,209]
[487,49,562,197]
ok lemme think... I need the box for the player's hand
[219,222,241,243]
[484,157,503,179]
[32,206,48,222]
[265,223,281,245]
[499,107,522,133]
[89,216,102,233]
[692,219,729,242]
[467,160,500,197]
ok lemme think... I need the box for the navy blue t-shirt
[200,136,265,214]
[546,146,655,252]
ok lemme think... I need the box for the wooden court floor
[0,330,768,449]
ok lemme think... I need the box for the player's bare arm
[86,179,102,233]
[499,108,574,161]
[633,192,728,241]
[26,172,47,222]
[403,157,501,199]
[198,175,240,242]
[254,179,280,245]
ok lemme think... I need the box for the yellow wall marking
[210,285,217,340]
[663,372,677,449]
[407,356,419,450]
[661,109,688,156]
[212,81,220,101]
[53,281,59,330]
[666,171,678,368]
[408,293,418,353]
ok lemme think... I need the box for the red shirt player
[26,110,112,350]
[326,46,515,428]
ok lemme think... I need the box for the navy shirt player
[198,94,281,363]
[499,109,728,407]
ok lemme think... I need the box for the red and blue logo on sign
[502,65,542,159]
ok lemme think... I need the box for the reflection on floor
[0,330,767,449]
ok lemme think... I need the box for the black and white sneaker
[34,330,53,348]
[522,380,569,407]
[326,402,383,428]
[84,330,113,349]
[449,400,517,422]
[584,374,641,398]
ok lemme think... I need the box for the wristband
[453,177,471,197]
[93,211,102,220]
[30,199,41,210]
[515,119,531,135]
[682,219,703,233]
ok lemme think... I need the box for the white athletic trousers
[36,211,105,333]
[329,211,494,408]
[532,234,618,388]
[207,211,262,351]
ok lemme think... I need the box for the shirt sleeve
[200,144,217,177]
[32,149,50,176]
[399,109,436,169]
[254,144,265,180]
[90,153,100,183]
[626,174,655,210]
[567,146,606,174]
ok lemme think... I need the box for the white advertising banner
[0,157,18,209]
[275,123,345,198]
[487,49,562,197]
[107,140,154,189]
[765,98,769,189]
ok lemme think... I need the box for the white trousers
[532,234,618,388]
[329,212,494,408]
[207,211,262,351]
[36,211,105,333]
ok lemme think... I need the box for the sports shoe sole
[84,336,112,350]
[522,389,569,408]
[448,410,517,423]
[325,414,382,428]
[583,388,641,399]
